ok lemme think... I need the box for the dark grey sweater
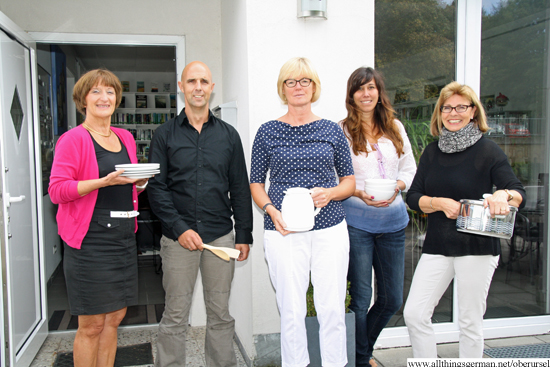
[406,136,525,257]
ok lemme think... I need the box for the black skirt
[64,208,138,315]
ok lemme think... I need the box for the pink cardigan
[49,125,139,249]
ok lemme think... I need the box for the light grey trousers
[155,232,237,367]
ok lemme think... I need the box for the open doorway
[39,43,177,331]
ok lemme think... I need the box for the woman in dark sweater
[404,81,525,358]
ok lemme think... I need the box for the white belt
[110,210,140,218]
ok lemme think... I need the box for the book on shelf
[170,94,176,108]
[122,81,130,92]
[137,81,145,92]
[163,83,171,92]
[151,82,158,93]
[119,96,126,108]
[155,95,167,108]
[136,94,148,108]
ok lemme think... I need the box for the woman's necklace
[82,122,112,137]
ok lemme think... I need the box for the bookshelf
[112,71,178,162]
[113,92,176,124]
[112,92,177,162]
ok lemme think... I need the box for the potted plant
[402,117,435,164]
[305,281,355,367]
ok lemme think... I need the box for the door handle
[5,193,25,207]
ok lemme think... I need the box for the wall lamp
[298,0,327,19]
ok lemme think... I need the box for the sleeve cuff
[173,219,191,240]
[235,231,253,245]
[68,180,83,201]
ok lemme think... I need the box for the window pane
[481,0,550,318]
[375,0,457,327]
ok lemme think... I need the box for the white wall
[220,0,374,359]
[3,0,374,361]
[220,0,255,358]
[245,0,374,337]
[0,0,224,107]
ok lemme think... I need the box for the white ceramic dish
[365,178,396,186]
[365,184,396,191]
[116,163,160,170]
[120,169,160,174]
[365,187,395,201]
[120,173,157,179]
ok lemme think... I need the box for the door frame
[0,11,48,367]
[28,32,186,113]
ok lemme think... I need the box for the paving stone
[373,346,413,367]
[484,336,543,348]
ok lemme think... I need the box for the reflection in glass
[38,65,54,196]
[375,0,457,327]
[482,0,550,318]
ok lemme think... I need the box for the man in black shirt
[148,61,253,367]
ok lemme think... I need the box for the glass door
[481,0,550,321]
[374,0,550,348]
[375,0,458,330]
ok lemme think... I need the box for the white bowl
[364,178,397,187]
[365,185,395,193]
[364,187,396,201]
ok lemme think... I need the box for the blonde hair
[277,57,321,104]
[72,69,122,116]
[430,81,488,136]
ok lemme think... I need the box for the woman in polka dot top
[250,57,355,367]
[340,67,417,367]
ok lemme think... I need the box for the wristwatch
[504,189,514,202]
[262,202,275,215]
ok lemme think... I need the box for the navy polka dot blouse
[250,119,354,231]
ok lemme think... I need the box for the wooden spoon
[202,244,240,261]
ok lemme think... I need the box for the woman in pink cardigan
[49,69,148,367]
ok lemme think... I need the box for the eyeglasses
[284,78,312,88]
[440,104,474,113]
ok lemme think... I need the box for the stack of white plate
[364,178,397,200]
[115,163,160,179]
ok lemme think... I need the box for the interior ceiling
[71,45,176,73]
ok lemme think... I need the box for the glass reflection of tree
[481,0,549,120]
[375,0,456,162]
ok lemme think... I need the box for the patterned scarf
[438,122,482,153]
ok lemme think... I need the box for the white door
[0,25,47,367]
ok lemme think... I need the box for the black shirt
[148,108,253,245]
[91,134,133,211]
[406,137,525,257]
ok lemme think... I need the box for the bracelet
[430,196,436,211]
[136,181,148,190]
[504,189,514,202]
[262,202,275,215]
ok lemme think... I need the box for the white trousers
[403,254,499,358]
[264,220,350,367]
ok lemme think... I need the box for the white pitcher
[281,187,321,231]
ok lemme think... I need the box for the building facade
[0,0,548,365]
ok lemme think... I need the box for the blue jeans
[347,225,405,366]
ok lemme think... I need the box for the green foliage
[375,0,456,93]
[402,117,435,164]
[480,0,549,118]
[306,280,352,318]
